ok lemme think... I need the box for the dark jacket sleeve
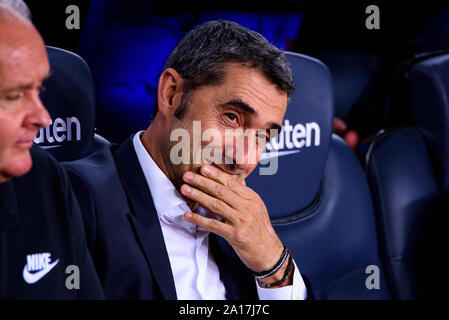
[302,275,314,300]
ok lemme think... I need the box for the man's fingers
[183,171,240,210]
[184,211,232,238]
[200,165,252,199]
[180,184,237,223]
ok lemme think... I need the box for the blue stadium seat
[36,46,107,161]
[366,128,442,299]
[365,52,449,299]
[410,53,449,193]
[246,51,392,299]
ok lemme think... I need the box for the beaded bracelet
[259,254,293,288]
[253,243,288,279]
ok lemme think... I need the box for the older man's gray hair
[0,0,31,22]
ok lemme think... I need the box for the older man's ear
[156,68,185,119]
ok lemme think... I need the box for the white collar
[132,131,189,220]
[133,131,218,227]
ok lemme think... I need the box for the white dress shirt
[133,131,307,300]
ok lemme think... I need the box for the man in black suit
[70,20,310,299]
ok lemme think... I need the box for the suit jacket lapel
[209,234,258,300]
[113,136,177,300]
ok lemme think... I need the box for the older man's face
[162,62,288,188]
[0,16,50,183]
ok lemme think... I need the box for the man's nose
[232,157,256,172]
[224,137,261,171]
[27,93,51,128]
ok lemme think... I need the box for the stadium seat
[365,52,449,299]
[36,46,106,161]
[366,128,444,299]
[246,51,392,299]
[409,53,449,193]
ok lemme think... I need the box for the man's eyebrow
[219,99,256,115]
[219,99,282,133]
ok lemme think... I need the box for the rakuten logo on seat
[259,120,320,175]
[33,117,81,149]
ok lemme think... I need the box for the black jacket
[0,147,104,299]
[64,137,261,299]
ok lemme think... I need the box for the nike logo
[22,252,59,284]
[260,149,301,161]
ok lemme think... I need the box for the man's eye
[5,91,23,101]
[224,113,238,122]
[38,85,47,93]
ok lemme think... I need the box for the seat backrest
[246,52,392,299]
[35,46,99,161]
[409,53,449,192]
[366,128,443,299]
[365,52,449,299]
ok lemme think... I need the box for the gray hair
[0,0,31,23]
[153,20,295,118]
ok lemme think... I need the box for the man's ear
[157,68,184,118]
